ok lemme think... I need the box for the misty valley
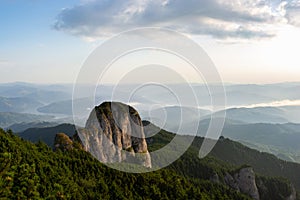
[1,82,300,199]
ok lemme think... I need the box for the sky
[1,0,300,84]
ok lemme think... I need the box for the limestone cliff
[234,167,260,200]
[225,167,260,200]
[78,102,151,168]
[224,166,297,200]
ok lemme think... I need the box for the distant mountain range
[142,105,300,164]
[0,82,71,104]
[140,105,211,133]
[17,123,76,147]
[7,121,59,132]
[216,106,300,124]
[139,105,300,133]
[36,97,109,115]
[189,119,300,163]
[1,82,300,116]
[0,82,72,116]
[0,96,43,113]
[220,122,300,163]
[0,112,55,128]
[1,82,300,166]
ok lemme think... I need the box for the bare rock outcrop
[234,167,260,200]
[286,184,297,200]
[54,133,74,151]
[78,102,151,168]
[224,172,240,192]
[225,167,259,200]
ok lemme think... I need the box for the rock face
[209,173,220,184]
[54,133,74,151]
[78,102,151,168]
[286,184,297,200]
[224,172,240,191]
[225,167,259,200]
[234,167,260,200]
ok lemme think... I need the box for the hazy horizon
[1,80,300,86]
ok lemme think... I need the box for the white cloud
[285,0,300,26]
[53,0,300,40]
[237,99,300,108]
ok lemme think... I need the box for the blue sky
[1,0,300,84]
[0,0,94,83]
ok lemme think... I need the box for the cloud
[285,0,300,26]
[237,99,300,108]
[53,0,300,40]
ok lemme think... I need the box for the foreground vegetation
[0,126,298,199]
[0,128,249,199]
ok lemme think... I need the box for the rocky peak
[54,133,74,151]
[78,102,151,168]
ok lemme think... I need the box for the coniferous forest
[1,126,299,200]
